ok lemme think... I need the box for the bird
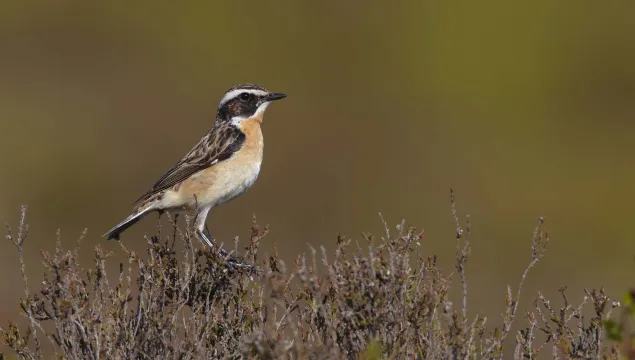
[104,83,286,251]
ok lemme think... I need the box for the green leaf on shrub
[603,319,623,341]
[361,340,383,360]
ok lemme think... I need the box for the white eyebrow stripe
[218,89,268,108]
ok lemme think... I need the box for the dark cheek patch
[218,98,258,121]
[229,102,242,115]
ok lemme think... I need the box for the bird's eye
[239,92,251,101]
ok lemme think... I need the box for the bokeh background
[1,0,634,355]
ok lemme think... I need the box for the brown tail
[103,209,151,240]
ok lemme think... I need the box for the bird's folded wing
[133,125,245,206]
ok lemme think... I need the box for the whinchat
[104,83,286,249]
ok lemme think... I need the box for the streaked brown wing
[133,123,245,206]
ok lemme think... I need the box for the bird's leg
[196,229,215,248]
[204,223,213,243]
[194,206,213,248]
[193,207,223,251]
[193,206,254,271]
[194,207,227,254]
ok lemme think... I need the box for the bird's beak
[265,93,287,102]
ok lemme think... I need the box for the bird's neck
[236,116,262,136]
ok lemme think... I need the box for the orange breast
[170,118,264,208]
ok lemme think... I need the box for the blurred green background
[1,0,634,348]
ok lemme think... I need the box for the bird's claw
[196,230,259,273]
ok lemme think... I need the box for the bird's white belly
[161,149,262,210]
[203,160,261,207]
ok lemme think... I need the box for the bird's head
[217,83,286,125]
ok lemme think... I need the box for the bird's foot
[196,229,258,272]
